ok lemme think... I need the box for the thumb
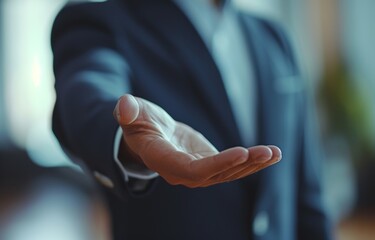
[114,94,140,126]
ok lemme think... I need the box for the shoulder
[51,1,129,74]
[52,0,123,36]
[55,0,114,21]
[51,0,129,51]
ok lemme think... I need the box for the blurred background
[0,0,374,239]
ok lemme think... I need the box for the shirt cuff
[113,127,159,182]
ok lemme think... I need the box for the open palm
[115,94,281,188]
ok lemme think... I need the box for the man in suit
[51,0,332,239]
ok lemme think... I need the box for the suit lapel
[239,15,301,196]
[238,14,280,146]
[127,0,242,147]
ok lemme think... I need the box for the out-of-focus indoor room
[0,0,374,239]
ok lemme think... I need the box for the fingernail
[277,152,282,161]
[256,147,273,162]
[267,145,282,162]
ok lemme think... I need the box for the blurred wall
[341,0,375,141]
[0,0,75,168]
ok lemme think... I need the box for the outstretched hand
[114,94,281,188]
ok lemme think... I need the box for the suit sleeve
[51,3,141,199]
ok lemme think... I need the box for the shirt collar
[173,0,232,49]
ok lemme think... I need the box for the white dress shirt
[114,0,257,182]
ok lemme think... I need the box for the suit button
[94,171,114,189]
[253,211,269,236]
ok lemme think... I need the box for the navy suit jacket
[51,0,332,239]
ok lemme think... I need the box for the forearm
[53,50,134,198]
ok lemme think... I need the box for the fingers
[188,145,269,179]
[143,144,249,186]
[181,145,282,188]
[188,147,249,179]
[221,154,280,182]
[114,94,140,126]
[268,145,282,161]
[203,145,282,186]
